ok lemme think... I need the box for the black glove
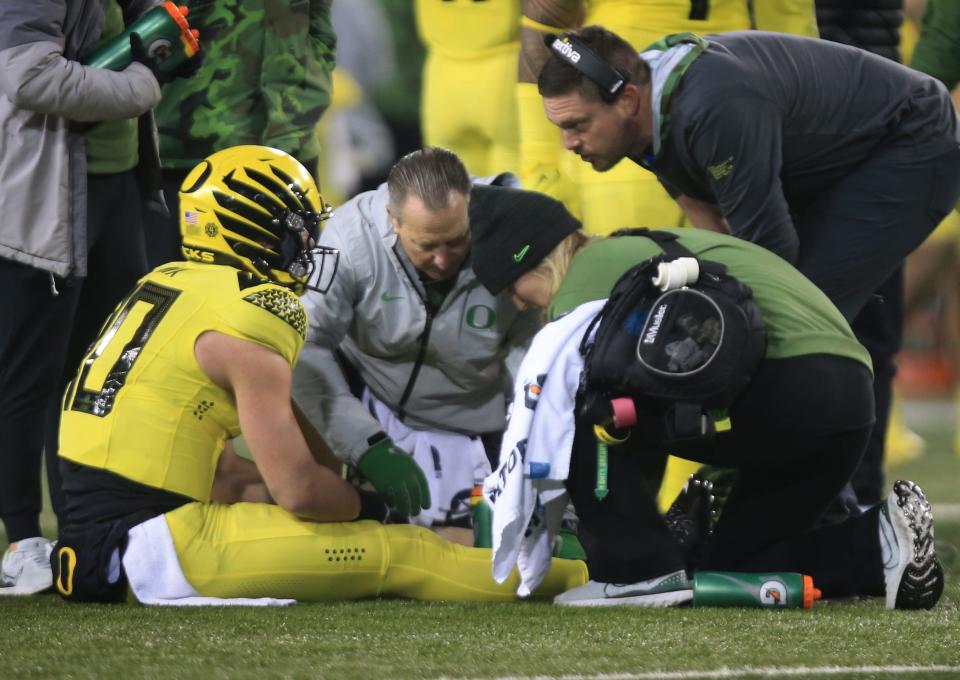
[357,437,431,519]
[130,32,203,84]
[355,488,390,523]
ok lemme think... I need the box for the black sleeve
[657,175,683,199]
[686,96,800,263]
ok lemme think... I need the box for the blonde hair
[525,229,591,300]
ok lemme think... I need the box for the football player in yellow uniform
[52,146,586,604]
[417,0,522,176]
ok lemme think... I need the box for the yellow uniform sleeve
[219,283,307,367]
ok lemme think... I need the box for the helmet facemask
[275,208,339,295]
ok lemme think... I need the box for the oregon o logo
[759,579,787,606]
[465,305,496,329]
[56,546,77,597]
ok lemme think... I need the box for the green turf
[1,402,958,679]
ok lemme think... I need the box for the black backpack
[579,229,767,442]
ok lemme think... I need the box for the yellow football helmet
[179,145,338,295]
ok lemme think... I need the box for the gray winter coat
[0,0,161,277]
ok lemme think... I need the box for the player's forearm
[240,400,360,521]
[255,441,360,521]
[275,463,361,522]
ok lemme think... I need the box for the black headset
[544,33,630,103]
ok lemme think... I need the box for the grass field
[1,400,958,679]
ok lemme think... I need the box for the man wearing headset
[536,25,960,513]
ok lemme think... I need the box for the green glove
[357,437,430,518]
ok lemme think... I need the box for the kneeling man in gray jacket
[293,147,581,535]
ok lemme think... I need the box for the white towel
[362,389,491,527]
[485,300,605,596]
[123,515,295,607]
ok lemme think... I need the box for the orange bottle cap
[163,1,200,53]
[802,574,822,609]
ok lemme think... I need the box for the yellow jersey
[60,263,306,502]
[586,0,751,49]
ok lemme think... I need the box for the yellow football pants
[572,156,687,235]
[421,47,520,177]
[164,501,587,602]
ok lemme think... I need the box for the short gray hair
[387,147,471,219]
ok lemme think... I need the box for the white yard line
[452,665,960,680]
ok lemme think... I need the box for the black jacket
[816,0,904,62]
[642,32,955,263]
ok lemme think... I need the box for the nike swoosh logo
[513,245,531,262]
[380,292,403,301]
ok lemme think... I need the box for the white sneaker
[0,537,54,596]
[878,480,943,610]
[554,569,693,607]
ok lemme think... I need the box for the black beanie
[469,184,582,295]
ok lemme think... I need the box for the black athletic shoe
[878,480,944,610]
[664,473,715,572]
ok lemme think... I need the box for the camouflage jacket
[156,0,335,169]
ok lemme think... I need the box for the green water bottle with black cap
[693,571,822,609]
[84,2,200,74]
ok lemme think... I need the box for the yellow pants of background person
[752,0,819,37]
[165,501,587,602]
[421,46,521,177]
[572,156,686,235]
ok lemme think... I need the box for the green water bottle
[84,2,200,73]
[471,484,492,548]
[693,571,822,609]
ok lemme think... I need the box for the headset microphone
[544,33,630,102]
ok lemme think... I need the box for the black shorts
[52,512,155,604]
